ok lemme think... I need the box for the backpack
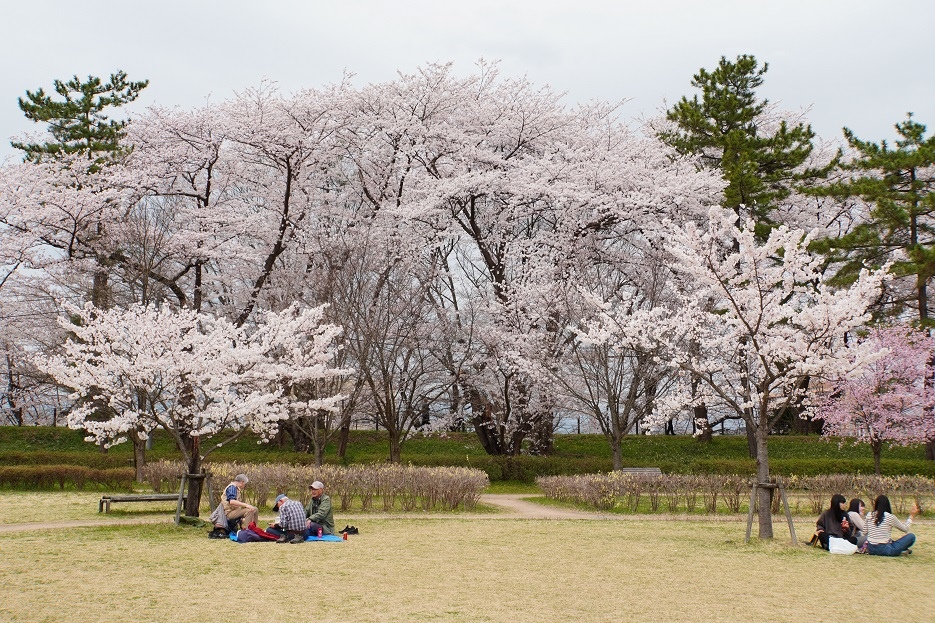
[235,529,264,543]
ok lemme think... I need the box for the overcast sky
[2,1,933,160]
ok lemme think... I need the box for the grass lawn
[1,507,932,622]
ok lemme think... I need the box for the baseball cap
[272,494,287,511]
[309,480,325,490]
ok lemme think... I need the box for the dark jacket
[815,508,854,549]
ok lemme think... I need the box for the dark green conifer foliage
[12,70,148,170]
[810,114,935,325]
[660,55,817,238]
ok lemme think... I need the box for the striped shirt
[864,511,912,545]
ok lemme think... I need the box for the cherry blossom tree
[555,251,678,468]
[582,207,887,538]
[817,325,935,474]
[355,62,720,455]
[37,302,348,515]
[5,61,723,463]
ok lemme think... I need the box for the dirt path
[478,493,604,519]
[0,516,173,533]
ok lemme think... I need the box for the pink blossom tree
[817,325,935,474]
[37,302,348,514]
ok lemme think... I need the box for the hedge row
[0,451,130,469]
[3,450,933,483]
[143,460,489,512]
[0,465,136,490]
[538,472,935,515]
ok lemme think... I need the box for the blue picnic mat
[228,531,344,543]
[306,533,344,542]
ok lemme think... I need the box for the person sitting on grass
[306,480,334,536]
[847,498,868,549]
[270,494,309,544]
[864,495,919,557]
[222,473,258,529]
[814,494,855,550]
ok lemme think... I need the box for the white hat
[309,480,325,490]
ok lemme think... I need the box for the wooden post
[777,477,798,545]
[205,472,216,510]
[174,473,187,526]
[744,483,758,543]
[745,479,797,545]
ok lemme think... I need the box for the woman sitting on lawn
[814,494,855,550]
[847,498,867,548]
[864,495,919,557]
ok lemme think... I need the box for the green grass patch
[1,517,932,622]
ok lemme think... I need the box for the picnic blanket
[229,531,344,543]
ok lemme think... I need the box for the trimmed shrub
[145,461,489,512]
[0,465,134,491]
[538,472,935,515]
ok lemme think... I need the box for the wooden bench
[99,493,186,513]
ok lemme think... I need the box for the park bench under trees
[98,493,186,513]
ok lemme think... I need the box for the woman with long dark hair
[814,494,855,550]
[847,498,867,548]
[865,495,919,557]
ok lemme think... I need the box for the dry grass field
[1,492,933,623]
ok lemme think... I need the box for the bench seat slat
[99,493,186,513]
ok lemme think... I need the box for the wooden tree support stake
[744,477,798,545]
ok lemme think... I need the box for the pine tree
[810,114,935,325]
[12,70,148,170]
[659,54,817,238]
[660,55,821,453]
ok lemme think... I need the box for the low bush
[537,472,935,516]
[0,465,135,491]
[141,460,489,512]
[0,451,128,469]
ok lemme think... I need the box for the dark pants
[308,522,325,537]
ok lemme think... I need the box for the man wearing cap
[271,494,309,543]
[221,473,258,529]
[306,480,335,536]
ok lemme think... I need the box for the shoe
[289,533,306,544]
[339,524,351,534]
[276,535,289,543]
[344,525,359,535]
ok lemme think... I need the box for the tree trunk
[745,424,757,459]
[611,441,623,471]
[694,404,712,442]
[337,420,351,459]
[926,440,935,461]
[471,399,505,455]
[388,435,402,463]
[529,416,553,456]
[872,441,882,476]
[754,423,774,539]
[183,436,203,517]
[131,430,146,482]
